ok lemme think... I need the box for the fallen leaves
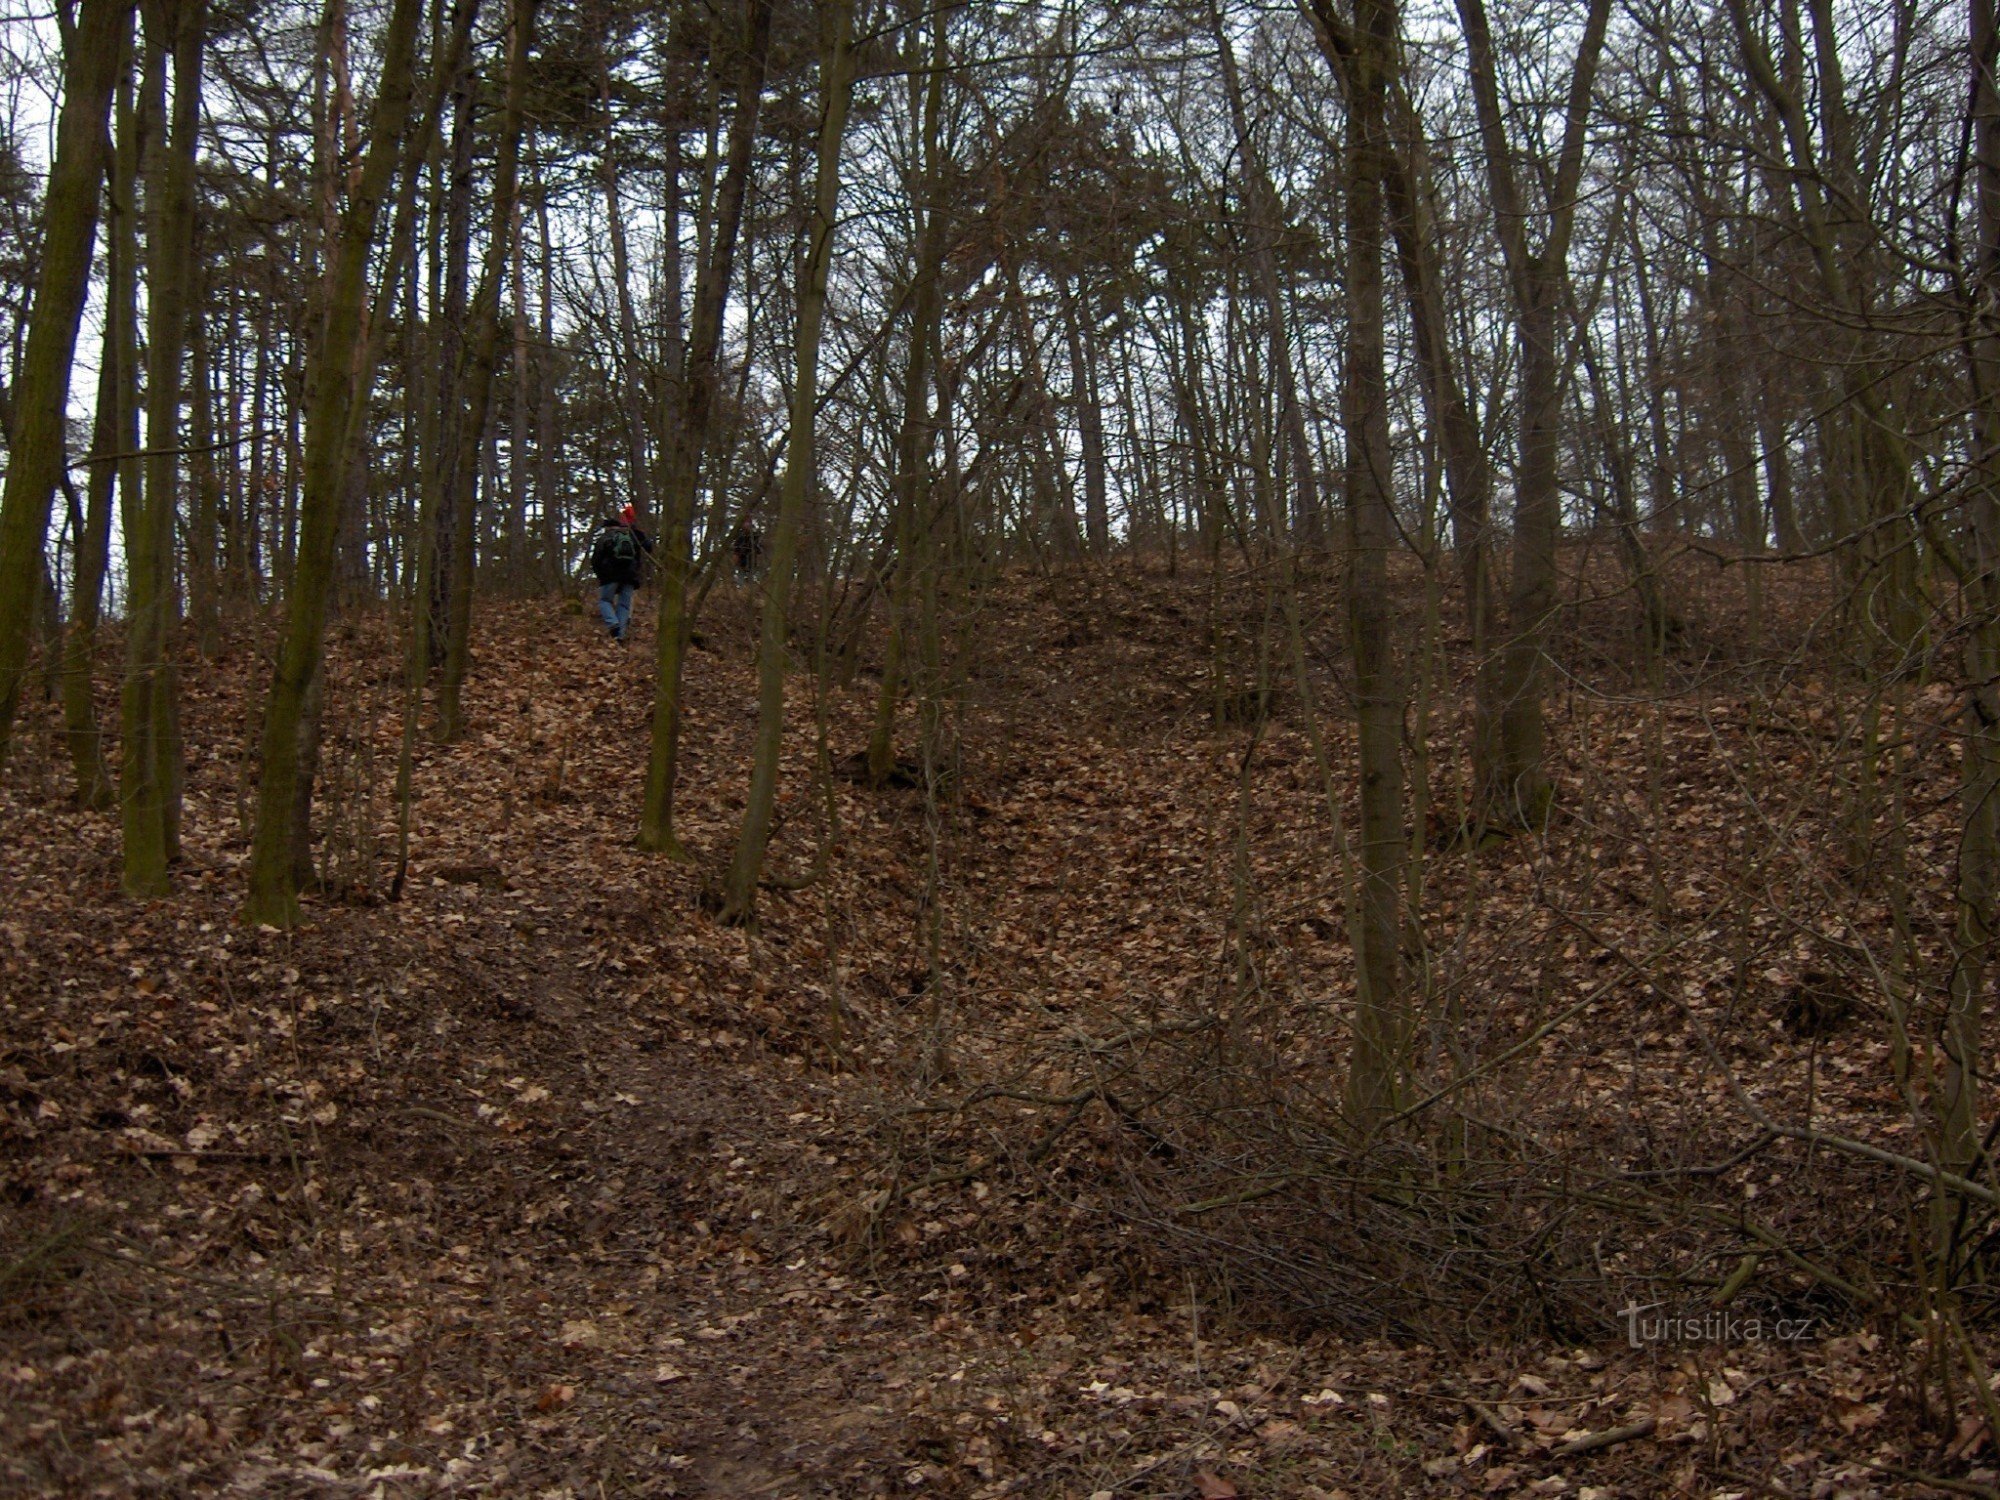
[0,577,1979,1499]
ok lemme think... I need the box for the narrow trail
[308,608,1005,1494]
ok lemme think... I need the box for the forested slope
[0,560,1971,1498]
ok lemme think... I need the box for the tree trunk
[1334,0,1408,1126]
[507,134,532,586]
[244,0,425,926]
[535,153,560,584]
[121,0,204,896]
[721,0,855,923]
[423,32,475,665]
[435,0,534,741]
[868,38,952,783]
[188,274,224,655]
[639,0,774,854]
[60,18,139,810]
[1727,0,1923,661]
[597,54,653,523]
[1456,0,1611,828]
[1309,0,1506,829]
[0,0,133,770]
[1214,10,1324,547]
[1065,281,1110,555]
[1943,0,2000,1207]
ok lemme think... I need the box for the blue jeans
[598,581,635,637]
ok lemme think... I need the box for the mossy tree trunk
[61,23,138,811]
[244,0,426,926]
[0,0,133,773]
[121,0,204,897]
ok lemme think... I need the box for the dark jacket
[591,522,654,585]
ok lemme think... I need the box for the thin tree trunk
[1214,10,1324,547]
[721,0,855,922]
[596,57,653,522]
[868,37,951,783]
[1066,280,1110,555]
[1310,0,1504,827]
[436,0,535,740]
[63,354,121,811]
[508,132,532,586]
[639,0,774,854]
[535,154,559,584]
[1728,0,1923,660]
[1942,0,2000,1207]
[188,276,224,655]
[423,31,475,665]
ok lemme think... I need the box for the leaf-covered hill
[0,563,1972,1497]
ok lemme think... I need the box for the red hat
[619,504,637,526]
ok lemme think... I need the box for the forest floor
[0,556,1989,1497]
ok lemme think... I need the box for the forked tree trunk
[436,0,535,740]
[1456,0,1611,828]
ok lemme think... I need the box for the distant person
[731,523,765,582]
[589,504,653,642]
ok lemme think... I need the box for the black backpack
[592,525,639,580]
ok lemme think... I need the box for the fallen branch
[1552,1417,1657,1457]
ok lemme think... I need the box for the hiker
[589,504,654,642]
[731,522,765,582]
